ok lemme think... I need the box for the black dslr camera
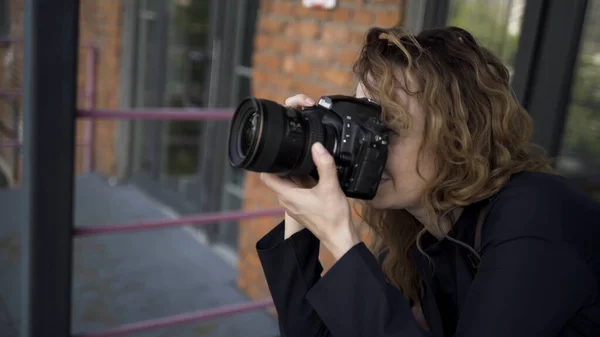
[227,95,389,200]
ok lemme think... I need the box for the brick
[252,69,269,83]
[301,7,331,20]
[320,68,354,87]
[375,10,402,27]
[321,23,351,43]
[251,86,280,102]
[259,0,272,12]
[271,1,293,15]
[283,57,316,79]
[255,35,270,49]
[259,15,285,34]
[332,7,353,22]
[300,42,336,62]
[352,8,375,26]
[292,81,331,101]
[253,52,282,69]
[270,37,298,54]
[297,59,317,77]
[338,48,359,67]
[372,0,403,5]
[339,0,366,4]
[285,21,320,39]
[350,29,368,45]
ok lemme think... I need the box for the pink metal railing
[77,108,234,120]
[70,110,281,337]
[0,139,91,148]
[0,37,98,172]
[71,298,275,337]
[3,36,279,336]
[74,208,283,237]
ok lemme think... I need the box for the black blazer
[256,172,600,337]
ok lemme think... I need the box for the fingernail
[313,142,326,154]
[305,97,315,105]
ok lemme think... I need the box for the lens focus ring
[292,114,325,176]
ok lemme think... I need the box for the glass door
[129,0,215,215]
[125,0,261,256]
[427,0,598,201]
[556,0,600,201]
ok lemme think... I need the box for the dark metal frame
[512,0,589,156]
[423,0,589,157]
[422,0,449,29]
[0,0,8,37]
[147,0,170,180]
[115,0,141,180]
[20,0,79,336]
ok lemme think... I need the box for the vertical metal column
[0,0,9,37]
[20,0,80,336]
[421,0,449,29]
[511,0,589,156]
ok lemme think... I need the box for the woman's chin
[364,198,386,209]
[364,181,393,209]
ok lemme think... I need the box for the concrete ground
[0,173,278,337]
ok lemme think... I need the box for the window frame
[0,0,8,37]
[422,0,590,157]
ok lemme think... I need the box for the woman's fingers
[284,94,316,108]
[281,94,318,188]
[289,175,317,189]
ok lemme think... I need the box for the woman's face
[355,81,435,213]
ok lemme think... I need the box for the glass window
[447,0,526,75]
[557,0,600,201]
[132,0,212,181]
[163,0,212,177]
[216,0,260,251]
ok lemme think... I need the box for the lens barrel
[228,97,326,176]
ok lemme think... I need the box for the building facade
[1,0,598,306]
[0,0,123,183]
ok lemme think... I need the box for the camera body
[304,95,389,199]
[227,94,390,200]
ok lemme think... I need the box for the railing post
[20,0,80,336]
[83,46,97,172]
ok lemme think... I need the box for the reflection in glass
[557,0,600,201]
[447,0,526,74]
[164,0,212,177]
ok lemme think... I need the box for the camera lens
[228,97,327,176]
[239,111,259,157]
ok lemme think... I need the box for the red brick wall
[76,0,123,177]
[237,0,405,303]
[0,0,123,184]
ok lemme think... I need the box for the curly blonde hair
[353,26,553,305]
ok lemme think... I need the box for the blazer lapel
[454,247,476,310]
[421,279,445,336]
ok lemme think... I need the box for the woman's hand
[280,94,318,239]
[261,141,361,260]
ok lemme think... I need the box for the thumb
[312,142,339,188]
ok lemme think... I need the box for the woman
[255,26,600,337]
